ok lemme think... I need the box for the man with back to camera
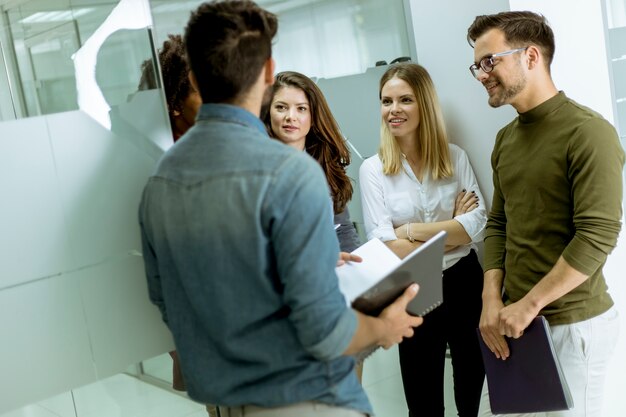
[467,11,623,417]
[138,1,423,416]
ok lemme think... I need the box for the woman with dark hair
[159,34,201,141]
[142,33,201,141]
[360,62,486,416]
[264,71,360,253]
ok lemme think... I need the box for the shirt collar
[196,103,267,135]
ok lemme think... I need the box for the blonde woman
[359,63,486,417]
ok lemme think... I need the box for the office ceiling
[0,0,324,12]
[0,0,126,12]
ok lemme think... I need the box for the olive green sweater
[484,92,624,325]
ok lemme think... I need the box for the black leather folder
[477,316,573,414]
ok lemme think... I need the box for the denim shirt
[139,104,371,414]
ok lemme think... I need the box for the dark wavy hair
[184,0,277,104]
[264,71,353,213]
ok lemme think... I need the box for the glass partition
[3,1,115,118]
[149,0,412,79]
[0,0,174,414]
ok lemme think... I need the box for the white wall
[408,0,514,212]
[510,0,614,122]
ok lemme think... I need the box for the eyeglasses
[469,47,528,78]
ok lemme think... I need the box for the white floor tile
[363,374,405,402]
[366,392,408,417]
[443,356,458,416]
[2,348,463,417]
[71,374,203,417]
[141,353,174,384]
[362,343,459,417]
[362,345,401,387]
[0,405,62,417]
[37,392,76,417]
[181,409,211,417]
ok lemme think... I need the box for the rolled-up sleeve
[269,154,357,361]
[562,118,624,275]
[359,157,398,242]
[307,308,357,360]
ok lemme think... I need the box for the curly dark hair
[138,34,192,135]
[159,34,193,127]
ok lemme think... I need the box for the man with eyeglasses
[467,11,623,417]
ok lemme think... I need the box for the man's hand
[480,297,539,360]
[377,284,423,349]
[479,296,510,360]
[497,299,539,339]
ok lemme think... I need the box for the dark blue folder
[477,316,573,414]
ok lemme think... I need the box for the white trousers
[478,306,620,417]
[219,402,367,417]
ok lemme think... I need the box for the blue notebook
[477,316,573,414]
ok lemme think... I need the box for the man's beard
[487,64,526,108]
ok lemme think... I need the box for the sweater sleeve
[334,207,361,252]
[483,134,508,271]
[562,118,624,275]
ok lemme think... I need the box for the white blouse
[359,143,487,270]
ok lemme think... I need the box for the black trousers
[398,250,485,417]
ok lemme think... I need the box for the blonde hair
[378,63,453,179]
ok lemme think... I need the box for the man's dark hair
[184,0,277,104]
[467,11,555,68]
